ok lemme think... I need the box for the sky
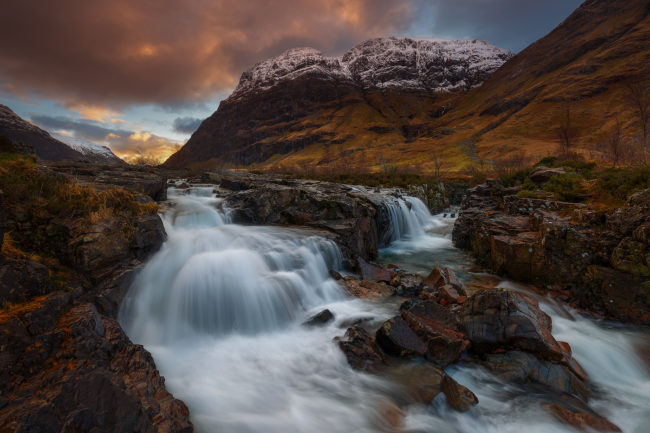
[0,0,583,162]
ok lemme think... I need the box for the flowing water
[120,186,650,433]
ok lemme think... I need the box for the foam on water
[121,188,649,433]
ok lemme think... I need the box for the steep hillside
[436,0,650,167]
[164,37,512,169]
[0,105,84,161]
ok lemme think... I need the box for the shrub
[542,172,586,202]
[596,167,650,202]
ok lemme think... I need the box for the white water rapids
[120,186,650,433]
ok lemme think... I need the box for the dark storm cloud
[410,0,584,52]
[173,117,203,134]
[0,0,416,108]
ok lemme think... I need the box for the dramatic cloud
[0,0,415,108]
[173,117,203,134]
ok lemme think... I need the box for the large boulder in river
[400,300,470,366]
[376,316,427,358]
[460,289,564,361]
[481,351,589,401]
[337,326,386,372]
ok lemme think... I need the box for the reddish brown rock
[358,258,395,282]
[400,300,470,367]
[337,326,386,372]
[441,374,479,412]
[341,279,394,298]
[544,398,621,432]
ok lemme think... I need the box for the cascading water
[121,185,649,433]
[379,196,434,246]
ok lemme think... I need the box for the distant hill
[51,133,124,165]
[0,104,124,164]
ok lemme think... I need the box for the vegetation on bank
[0,154,158,287]
[497,156,650,206]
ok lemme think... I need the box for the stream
[119,185,650,433]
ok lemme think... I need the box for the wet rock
[303,309,334,326]
[0,258,52,304]
[400,300,470,367]
[72,219,130,281]
[543,397,621,432]
[482,351,589,401]
[358,258,395,282]
[337,326,386,372]
[341,279,394,298]
[441,374,479,412]
[376,316,427,358]
[529,166,566,183]
[424,266,464,293]
[390,362,446,404]
[460,288,564,361]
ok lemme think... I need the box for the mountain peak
[230,36,513,99]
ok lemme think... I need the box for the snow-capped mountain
[231,37,513,99]
[165,37,513,168]
[52,133,124,164]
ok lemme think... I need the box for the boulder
[441,374,479,412]
[358,258,395,282]
[375,316,427,358]
[543,397,621,432]
[303,309,334,326]
[460,289,564,361]
[529,166,565,183]
[385,362,478,412]
[400,300,470,367]
[340,279,394,298]
[337,326,386,372]
[610,238,650,277]
[482,351,589,401]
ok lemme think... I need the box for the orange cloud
[0,0,416,108]
[65,102,123,123]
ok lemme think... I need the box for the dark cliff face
[163,37,512,169]
[0,104,85,161]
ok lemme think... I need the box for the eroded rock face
[0,297,193,433]
[221,172,425,260]
[453,181,650,324]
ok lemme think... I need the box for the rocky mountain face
[164,37,512,169]
[0,105,124,164]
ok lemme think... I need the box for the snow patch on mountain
[52,133,123,164]
[231,37,513,99]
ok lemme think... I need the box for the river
[119,185,649,433]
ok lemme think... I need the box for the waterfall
[120,187,344,344]
[379,196,435,246]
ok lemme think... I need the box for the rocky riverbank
[333,260,621,431]
[0,159,192,432]
[188,170,451,261]
[452,178,649,325]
